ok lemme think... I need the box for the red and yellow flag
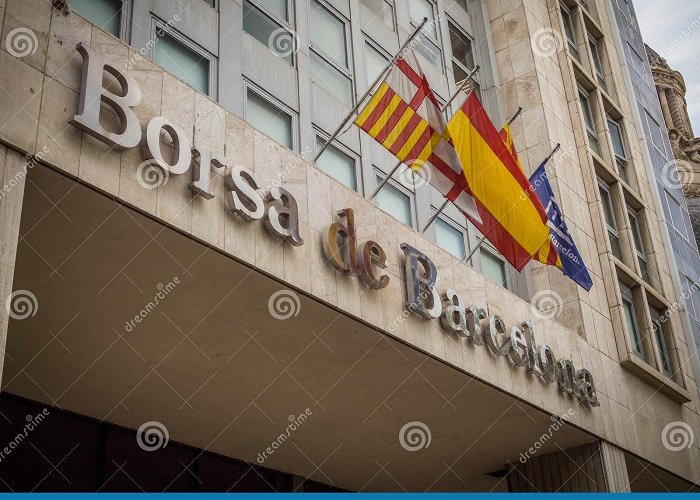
[446,93,550,271]
[499,123,562,269]
[354,48,481,222]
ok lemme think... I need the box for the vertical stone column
[507,441,630,492]
[657,86,674,131]
[0,146,28,385]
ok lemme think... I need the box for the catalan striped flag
[354,48,481,222]
[446,92,551,271]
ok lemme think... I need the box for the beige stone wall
[0,0,699,483]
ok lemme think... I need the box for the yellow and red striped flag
[354,48,481,222]
[446,92,551,271]
[499,123,562,268]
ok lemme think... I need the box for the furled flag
[445,92,551,271]
[354,48,481,222]
[529,162,593,290]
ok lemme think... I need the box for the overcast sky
[635,0,700,136]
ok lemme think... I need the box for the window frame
[578,87,600,155]
[374,168,416,228]
[621,288,645,358]
[650,310,673,377]
[363,37,390,88]
[627,207,649,281]
[434,214,468,261]
[588,34,606,89]
[598,180,622,260]
[479,245,509,289]
[150,17,218,98]
[308,0,354,105]
[314,129,361,192]
[560,4,579,58]
[360,0,396,31]
[409,0,444,71]
[447,19,478,89]
[244,81,299,151]
[243,0,297,65]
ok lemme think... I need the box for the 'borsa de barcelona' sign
[68,42,599,408]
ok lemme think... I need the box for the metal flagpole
[465,142,562,266]
[367,65,481,202]
[312,17,430,164]
[419,105,525,234]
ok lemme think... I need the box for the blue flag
[529,162,593,291]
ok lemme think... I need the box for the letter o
[145,116,191,175]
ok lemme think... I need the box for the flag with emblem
[529,162,593,290]
[445,92,551,271]
[354,48,481,222]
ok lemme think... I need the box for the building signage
[68,42,598,408]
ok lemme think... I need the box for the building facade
[0,0,699,491]
[645,44,700,250]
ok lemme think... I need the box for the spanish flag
[446,92,550,271]
[500,123,561,268]
[354,48,481,222]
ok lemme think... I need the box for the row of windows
[71,0,512,290]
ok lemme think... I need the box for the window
[245,87,295,150]
[414,33,443,70]
[651,310,673,376]
[243,0,295,65]
[588,36,606,90]
[435,218,466,260]
[70,0,122,37]
[409,0,442,70]
[622,292,644,357]
[375,175,413,227]
[448,21,475,85]
[628,208,649,281]
[608,118,629,180]
[309,0,353,105]
[364,42,388,87]
[153,31,212,96]
[453,0,468,12]
[315,136,357,191]
[598,182,622,259]
[360,0,395,30]
[561,5,579,59]
[481,249,507,288]
[579,89,600,155]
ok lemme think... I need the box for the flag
[445,92,551,271]
[499,123,522,172]
[529,162,593,290]
[354,48,481,222]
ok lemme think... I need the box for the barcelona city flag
[529,163,593,291]
[446,92,551,271]
[354,48,481,222]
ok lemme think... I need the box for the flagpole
[312,18,430,164]
[367,65,481,202]
[465,142,562,266]
[419,105,526,234]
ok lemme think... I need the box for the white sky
[635,0,700,136]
